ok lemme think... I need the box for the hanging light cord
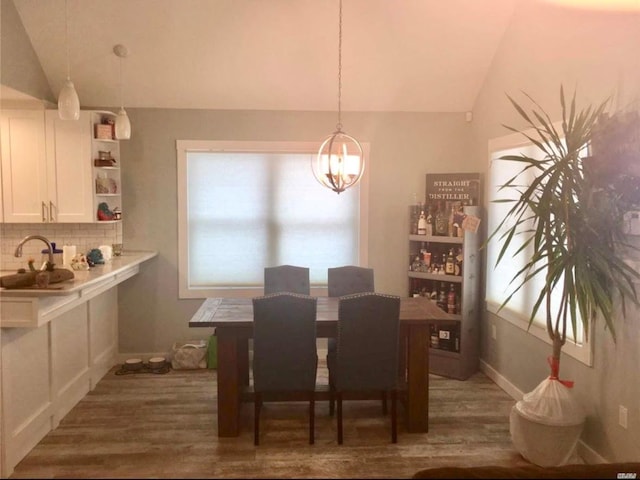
[64,0,70,80]
[336,0,343,131]
[118,55,123,109]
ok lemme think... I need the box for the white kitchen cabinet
[0,252,157,477]
[1,110,114,223]
[0,109,49,222]
[44,110,94,222]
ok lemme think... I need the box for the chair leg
[391,390,398,444]
[254,392,262,446]
[329,376,335,416]
[382,390,388,415]
[337,392,343,445]
[309,393,315,445]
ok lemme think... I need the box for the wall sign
[425,172,481,205]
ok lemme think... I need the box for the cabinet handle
[41,201,48,223]
[49,201,55,223]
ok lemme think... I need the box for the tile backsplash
[0,223,122,271]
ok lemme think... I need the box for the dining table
[189,295,456,437]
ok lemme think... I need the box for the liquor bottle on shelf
[425,205,434,236]
[411,255,422,272]
[455,247,463,276]
[447,283,457,314]
[445,248,455,275]
[418,210,427,235]
[437,282,447,311]
[421,242,432,269]
[434,200,448,236]
[448,204,455,237]
[409,194,420,235]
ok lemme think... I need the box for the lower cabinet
[0,288,118,477]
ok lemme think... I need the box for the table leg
[216,333,241,437]
[405,324,429,432]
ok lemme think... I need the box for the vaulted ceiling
[12,0,521,112]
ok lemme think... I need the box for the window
[177,140,369,299]
[486,130,592,365]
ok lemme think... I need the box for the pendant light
[113,44,131,140]
[58,0,80,120]
[312,0,364,194]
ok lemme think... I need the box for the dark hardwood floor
[9,361,533,479]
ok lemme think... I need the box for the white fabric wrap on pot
[517,377,586,426]
[510,378,586,467]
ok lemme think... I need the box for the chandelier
[312,0,364,194]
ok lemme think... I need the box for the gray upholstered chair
[326,265,375,414]
[331,292,401,444]
[252,292,318,445]
[264,265,310,295]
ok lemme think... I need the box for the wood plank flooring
[9,362,534,479]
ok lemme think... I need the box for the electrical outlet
[491,324,497,340]
[619,405,628,429]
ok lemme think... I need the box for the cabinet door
[0,109,48,223]
[45,111,94,222]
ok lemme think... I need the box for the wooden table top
[189,296,458,328]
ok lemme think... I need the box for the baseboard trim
[479,359,524,401]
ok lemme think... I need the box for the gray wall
[117,108,471,353]
[0,0,54,102]
[470,0,640,462]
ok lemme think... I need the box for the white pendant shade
[113,44,132,140]
[115,107,131,140]
[58,78,80,120]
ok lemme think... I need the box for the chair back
[327,266,374,297]
[264,265,310,295]
[252,292,317,392]
[335,292,400,391]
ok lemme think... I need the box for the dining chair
[252,292,318,445]
[263,265,310,295]
[331,292,401,444]
[326,265,375,415]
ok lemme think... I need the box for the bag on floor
[171,340,207,369]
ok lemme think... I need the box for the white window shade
[178,141,368,298]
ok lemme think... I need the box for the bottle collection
[429,322,461,352]
[410,278,461,315]
[410,243,463,277]
[410,199,466,237]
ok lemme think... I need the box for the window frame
[176,140,370,299]
[486,128,593,366]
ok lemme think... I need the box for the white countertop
[0,250,158,298]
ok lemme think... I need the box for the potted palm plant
[487,86,640,466]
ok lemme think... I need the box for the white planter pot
[509,377,586,467]
[510,404,584,467]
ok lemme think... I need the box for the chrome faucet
[14,235,54,270]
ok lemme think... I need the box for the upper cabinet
[44,110,94,222]
[0,109,120,223]
[1,109,49,223]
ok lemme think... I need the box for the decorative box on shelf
[94,158,116,167]
[94,124,114,140]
